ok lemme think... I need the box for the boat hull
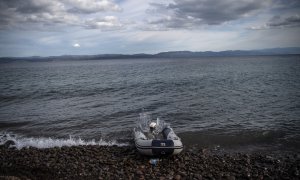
[134,113,183,156]
[135,135,183,156]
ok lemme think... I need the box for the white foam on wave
[0,133,128,150]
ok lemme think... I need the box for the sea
[0,55,299,153]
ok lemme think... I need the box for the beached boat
[133,112,183,156]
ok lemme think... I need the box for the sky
[0,0,300,57]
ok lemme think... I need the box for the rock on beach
[0,145,299,179]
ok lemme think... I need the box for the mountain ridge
[1,47,299,61]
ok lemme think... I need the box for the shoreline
[1,145,299,179]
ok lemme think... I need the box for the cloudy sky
[0,0,300,57]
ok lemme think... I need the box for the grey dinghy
[133,112,183,156]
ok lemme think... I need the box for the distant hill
[154,47,300,58]
[1,47,299,62]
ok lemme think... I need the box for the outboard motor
[162,128,172,139]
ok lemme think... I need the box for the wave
[0,133,128,150]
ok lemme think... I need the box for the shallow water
[0,56,299,152]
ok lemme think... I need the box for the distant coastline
[0,47,300,61]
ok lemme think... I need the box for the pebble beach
[1,145,299,180]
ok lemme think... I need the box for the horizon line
[1,46,300,59]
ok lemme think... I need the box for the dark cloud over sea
[148,0,300,30]
[0,0,299,57]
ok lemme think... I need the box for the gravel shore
[0,145,299,179]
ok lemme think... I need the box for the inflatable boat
[133,112,183,156]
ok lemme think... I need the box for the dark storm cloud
[267,15,300,28]
[148,0,268,29]
[148,0,300,30]
[169,0,264,25]
[273,0,300,9]
[66,0,121,14]
[0,0,121,30]
[0,0,72,29]
[0,0,62,16]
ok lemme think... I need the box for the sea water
[0,56,299,152]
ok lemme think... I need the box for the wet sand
[0,145,299,179]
